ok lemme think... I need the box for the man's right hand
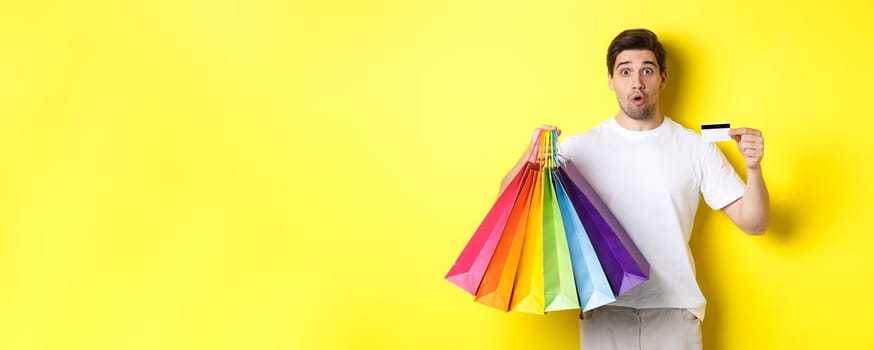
[531,124,562,144]
[528,125,562,163]
[502,125,564,193]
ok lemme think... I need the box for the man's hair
[606,28,667,76]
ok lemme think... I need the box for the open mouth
[631,94,646,106]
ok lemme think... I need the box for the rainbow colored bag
[446,129,649,314]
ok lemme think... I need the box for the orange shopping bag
[474,166,537,311]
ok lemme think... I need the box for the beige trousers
[580,306,702,350]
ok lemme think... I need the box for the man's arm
[721,128,770,235]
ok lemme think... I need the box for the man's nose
[631,73,644,89]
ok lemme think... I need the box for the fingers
[740,145,762,157]
[531,125,561,143]
[729,127,762,137]
[729,128,764,144]
[731,128,765,168]
[538,124,561,136]
[527,125,562,165]
[737,135,764,150]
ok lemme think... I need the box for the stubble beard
[620,99,655,121]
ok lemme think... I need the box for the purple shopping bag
[557,160,649,297]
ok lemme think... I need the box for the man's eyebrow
[615,60,658,69]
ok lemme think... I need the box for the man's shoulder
[664,118,706,144]
[563,118,612,142]
[558,118,611,160]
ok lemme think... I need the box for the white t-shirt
[559,117,745,320]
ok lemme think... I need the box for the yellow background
[1,0,872,349]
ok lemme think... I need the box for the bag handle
[533,129,560,170]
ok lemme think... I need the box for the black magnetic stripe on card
[701,123,730,129]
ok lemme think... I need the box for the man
[500,29,769,349]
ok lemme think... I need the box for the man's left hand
[729,128,764,170]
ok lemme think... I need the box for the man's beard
[620,100,655,120]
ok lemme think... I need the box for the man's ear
[660,70,668,89]
[608,73,614,91]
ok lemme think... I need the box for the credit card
[701,123,731,142]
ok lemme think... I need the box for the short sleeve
[700,142,746,210]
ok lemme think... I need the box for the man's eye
[621,70,630,76]
[643,68,653,74]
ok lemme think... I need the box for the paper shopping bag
[553,172,616,311]
[540,131,580,312]
[509,167,544,314]
[557,161,649,297]
[474,166,538,311]
[445,167,526,295]
[542,170,582,312]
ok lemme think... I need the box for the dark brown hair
[606,29,666,75]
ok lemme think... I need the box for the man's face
[608,49,667,121]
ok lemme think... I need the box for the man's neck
[614,113,664,131]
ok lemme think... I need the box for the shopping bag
[445,167,526,295]
[474,166,538,310]
[557,161,649,297]
[447,127,649,314]
[541,132,580,312]
[553,172,616,311]
[508,167,544,314]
